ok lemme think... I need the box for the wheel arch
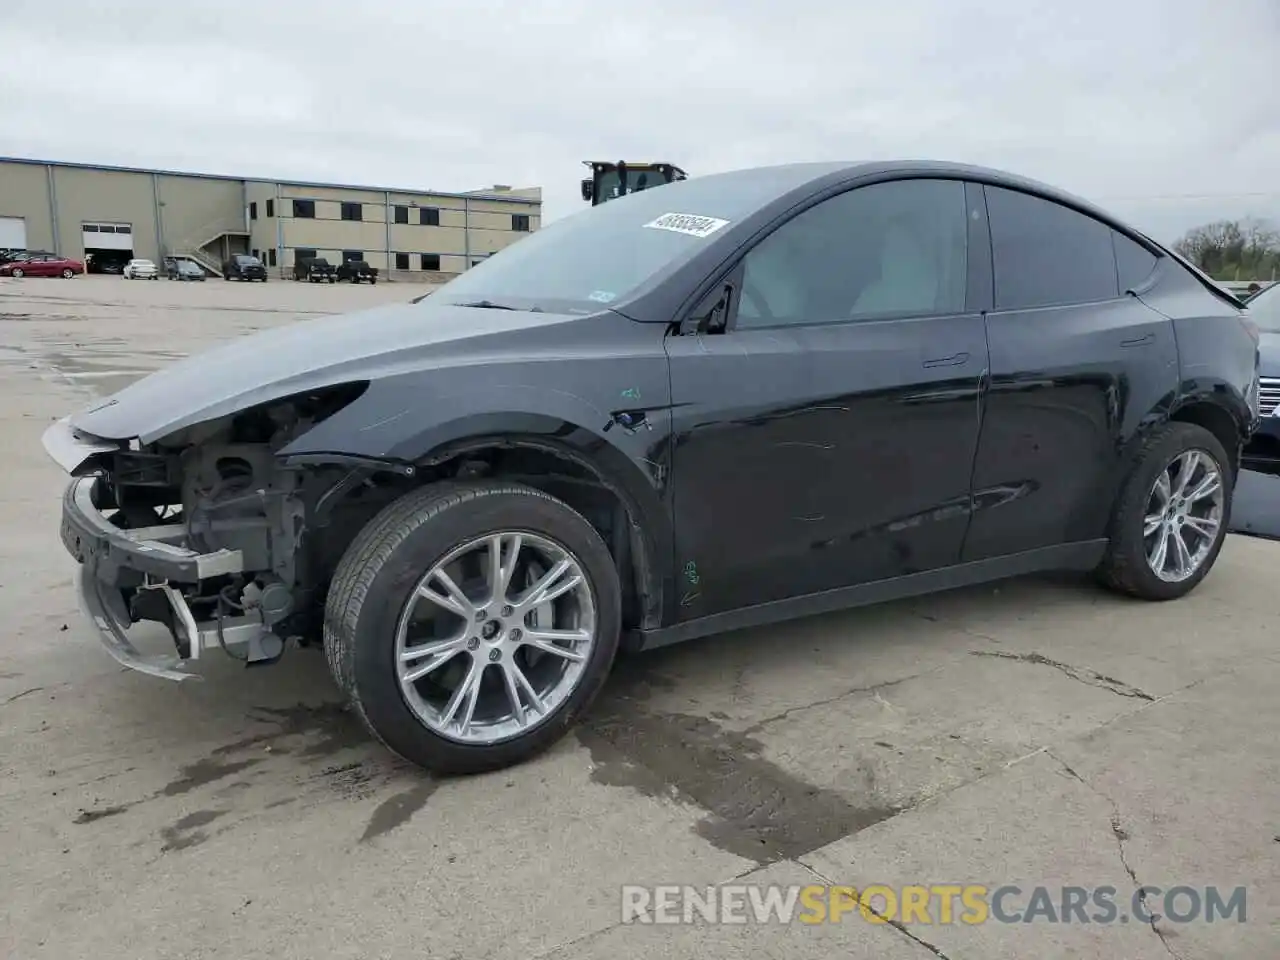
[291,411,674,637]
[1099,392,1247,535]
[410,427,670,637]
[1166,395,1248,475]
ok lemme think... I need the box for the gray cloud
[1,0,1276,242]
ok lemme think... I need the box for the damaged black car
[42,160,1260,774]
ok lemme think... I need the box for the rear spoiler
[1148,237,1248,310]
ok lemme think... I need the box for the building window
[249,202,258,220]
[294,248,317,262]
[512,214,530,232]
[342,250,364,262]
[266,199,275,217]
[394,252,410,270]
[394,206,409,224]
[83,224,99,232]
[421,253,440,271]
[420,207,440,226]
[268,249,277,267]
[341,202,363,222]
[251,248,259,260]
[293,199,315,219]
[116,224,131,235]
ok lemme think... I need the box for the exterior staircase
[166,218,249,278]
[182,247,225,277]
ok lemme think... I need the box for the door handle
[922,351,970,369]
[1121,333,1154,348]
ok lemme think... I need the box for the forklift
[581,160,688,206]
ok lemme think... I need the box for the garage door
[82,221,133,251]
[0,216,26,250]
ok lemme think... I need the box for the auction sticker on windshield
[643,213,731,239]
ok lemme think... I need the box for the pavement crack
[741,672,928,735]
[882,915,955,959]
[970,650,1154,701]
[795,858,955,957]
[1049,752,1182,960]
[2,686,43,705]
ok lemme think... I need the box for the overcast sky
[1,0,1277,244]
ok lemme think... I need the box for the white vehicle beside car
[122,258,158,280]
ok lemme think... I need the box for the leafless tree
[1174,218,1280,280]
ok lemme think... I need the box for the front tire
[324,482,621,774]
[1097,421,1233,601]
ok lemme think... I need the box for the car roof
[689,159,1152,240]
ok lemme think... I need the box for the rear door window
[985,185,1120,310]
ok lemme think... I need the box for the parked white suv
[123,258,158,280]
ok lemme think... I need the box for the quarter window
[736,178,969,329]
[985,185,1119,310]
[1113,232,1159,292]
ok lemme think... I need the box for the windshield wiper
[453,299,517,310]
[451,300,544,313]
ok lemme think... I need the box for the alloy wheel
[1143,448,1224,583]
[394,531,597,744]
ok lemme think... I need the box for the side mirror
[581,179,593,202]
[688,282,734,335]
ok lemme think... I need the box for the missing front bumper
[59,476,281,679]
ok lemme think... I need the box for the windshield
[432,164,832,314]
[1247,283,1280,333]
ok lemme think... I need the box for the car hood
[67,300,584,443]
[1259,331,1280,377]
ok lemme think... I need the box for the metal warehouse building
[0,157,542,279]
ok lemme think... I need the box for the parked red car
[0,253,85,278]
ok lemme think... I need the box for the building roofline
[0,155,542,206]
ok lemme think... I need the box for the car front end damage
[42,382,375,680]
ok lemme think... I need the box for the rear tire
[324,482,621,774]
[1096,421,1233,601]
